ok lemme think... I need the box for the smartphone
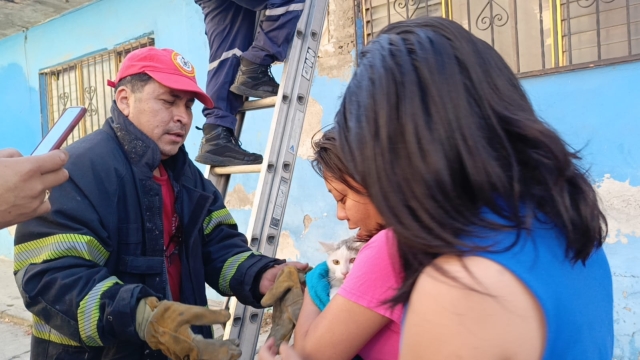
[32,106,87,156]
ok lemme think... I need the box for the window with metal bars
[39,36,155,146]
[562,0,640,65]
[360,0,640,74]
[361,0,444,43]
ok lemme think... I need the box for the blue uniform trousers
[195,0,305,129]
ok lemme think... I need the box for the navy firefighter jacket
[14,102,282,359]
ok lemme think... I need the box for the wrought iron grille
[561,0,640,65]
[360,0,640,73]
[362,0,444,43]
[40,36,155,146]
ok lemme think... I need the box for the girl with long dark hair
[259,16,613,360]
[296,128,403,360]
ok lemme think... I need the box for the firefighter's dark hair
[115,73,153,93]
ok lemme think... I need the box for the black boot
[195,124,263,167]
[230,57,279,99]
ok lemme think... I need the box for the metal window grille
[362,0,444,43]
[562,0,640,65]
[40,36,155,147]
[360,0,640,74]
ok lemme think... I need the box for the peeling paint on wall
[302,214,315,235]
[276,230,301,261]
[224,183,255,210]
[7,225,16,237]
[596,175,640,244]
[317,0,355,80]
[297,97,323,160]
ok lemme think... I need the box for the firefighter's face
[117,79,194,159]
[324,176,385,240]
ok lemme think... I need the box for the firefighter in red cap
[14,47,307,360]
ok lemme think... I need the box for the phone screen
[32,107,87,156]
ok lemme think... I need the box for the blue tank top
[404,210,614,359]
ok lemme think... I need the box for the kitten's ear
[319,241,335,253]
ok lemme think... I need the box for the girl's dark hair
[330,17,607,304]
[311,127,364,196]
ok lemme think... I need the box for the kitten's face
[320,238,363,282]
[328,246,356,281]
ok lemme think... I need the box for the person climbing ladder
[194,0,305,167]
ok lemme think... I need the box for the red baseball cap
[107,47,213,109]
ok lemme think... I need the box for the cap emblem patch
[172,52,196,77]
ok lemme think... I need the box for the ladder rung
[239,97,277,112]
[211,164,262,175]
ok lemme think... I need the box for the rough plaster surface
[225,183,255,210]
[0,0,93,40]
[276,230,300,261]
[596,175,640,244]
[317,0,355,80]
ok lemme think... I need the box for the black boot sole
[195,152,263,167]
[230,84,278,99]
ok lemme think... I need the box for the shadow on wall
[0,63,42,155]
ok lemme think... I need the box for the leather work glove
[260,265,311,350]
[136,297,242,360]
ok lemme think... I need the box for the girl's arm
[294,289,389,360]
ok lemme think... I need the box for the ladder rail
[222,0,314,342]
[219,0,328,358]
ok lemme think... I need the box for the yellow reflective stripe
[14,234,109,272]
[203,209,236,235]
[32,316,81,346]
[78,276,122,346]
[219,251,259,295]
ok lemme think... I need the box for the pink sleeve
[337,229,404,324]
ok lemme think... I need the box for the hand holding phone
[32,106,87,156]
[0,148,69,229]
[0,107,83,228]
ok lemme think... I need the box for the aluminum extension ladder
[203,0,328,358]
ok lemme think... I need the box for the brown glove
[192,336,242,360]
[260,265,311,350]
[137,297,242,360]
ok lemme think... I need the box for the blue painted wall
[520,63,640,359]
[522,64,640,185]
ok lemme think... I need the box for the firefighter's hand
[0,149,69,229]
[192,336,242,360]
[136,297,240,360]
[261,266,307,350]
[260,262,309,295]
[259,338,304,360]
